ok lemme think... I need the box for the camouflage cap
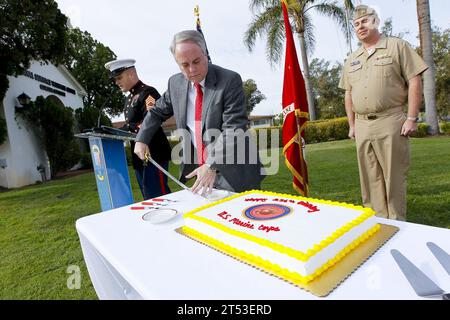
[353,5,377,21]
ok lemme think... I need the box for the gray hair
[169,30,207,56]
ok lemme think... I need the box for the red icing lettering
[258,224,280,233]
[218,211,231,220]
[271,197,320,213]
[297,201,320,213]
[229,218,255,229]
[244,198,267,202]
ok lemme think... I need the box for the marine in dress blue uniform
[105,59,171,199]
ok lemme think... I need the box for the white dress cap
[104,59,136,78]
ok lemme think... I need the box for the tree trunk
[416,0,439,135]
[297,33,317,120]
[345,7,353,54]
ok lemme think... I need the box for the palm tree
[416,0,439,135]
[244,0,348,121]
[343,0,354,54]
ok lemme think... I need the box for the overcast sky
[55,0,449,120]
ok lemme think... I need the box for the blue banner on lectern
[88,137,133,211]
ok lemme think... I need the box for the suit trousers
[354,109,410,221]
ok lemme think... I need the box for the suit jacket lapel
[202,65,217,130]
[177,78,189,130]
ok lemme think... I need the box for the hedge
[15,96,81,177]
[251,117,350,148]
[304,117,349,144]
[410,122,450,137]
[123,119,447,158]
[0,117,7,145]
[410,123,429,138]
[440,122,450,135]
[252,118,449,148]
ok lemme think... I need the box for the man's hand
[134,141,150,160]
[344,91,356,140]
[185,165,217,195]
[401,119,418,136]
[348,126,356,139]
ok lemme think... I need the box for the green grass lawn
[1,137,449,299]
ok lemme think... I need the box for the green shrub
[304,124,319,144]
[251,117,350,148]
[0,116,7,145]
[74,105,112,132]
[305,117,349,144]
[410,123,429,138]
[79,152,93,169]
[15,96,81,177]
[439,121,450,135]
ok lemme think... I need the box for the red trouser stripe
[158,169,167,195]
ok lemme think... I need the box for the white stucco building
[0,61,87,189]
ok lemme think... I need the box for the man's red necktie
[194,83,205,165]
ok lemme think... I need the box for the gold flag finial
[194,5,200,18]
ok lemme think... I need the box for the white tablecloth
[76,190,450,300]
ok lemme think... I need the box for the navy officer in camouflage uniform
[105,59,171,199]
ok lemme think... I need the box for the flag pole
[284,0,303,195]
[281,0,309,196]
[194,5,200,22]
[296,111,308,196]
[194,4,212,63]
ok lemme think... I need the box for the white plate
[204,190,232,202]
[142,208,178,224]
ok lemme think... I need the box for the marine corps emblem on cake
[243,204,291,220]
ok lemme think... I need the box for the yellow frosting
[183,190,377,262]
[182,223,381,284]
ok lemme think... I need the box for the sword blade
[145,155,207,199]
[146,156,189,190]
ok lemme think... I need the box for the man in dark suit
[105,59,172,199]
[134,30,264,194]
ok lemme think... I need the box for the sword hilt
[143,151,151,166]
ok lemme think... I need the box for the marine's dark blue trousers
[135,161,171,200]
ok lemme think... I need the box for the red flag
[281,0,309,196]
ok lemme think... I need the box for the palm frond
[303,12,316,55]
[248,0,278,14]
[311,2,346,26]
[344,0,354,10]
[245,0,350,63]
[285,0,303,12]
[266,13,285,65]
[243,4,281,52]
[309,2,349,43]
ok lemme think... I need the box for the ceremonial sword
[144,153,208,199]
